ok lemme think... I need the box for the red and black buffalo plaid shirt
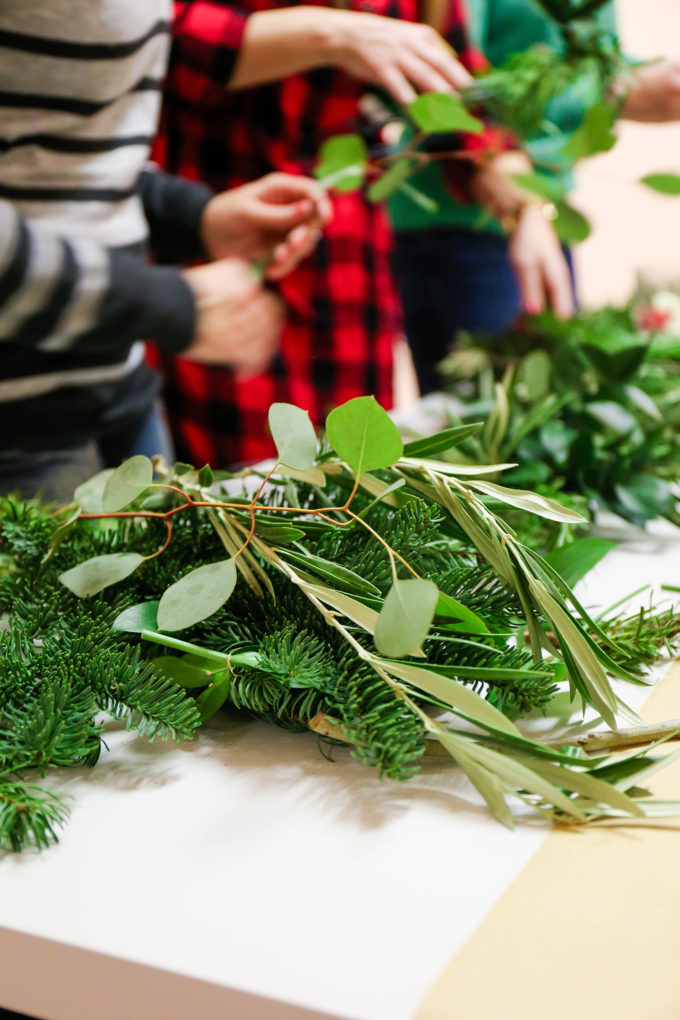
[152,0,493,466]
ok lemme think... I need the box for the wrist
[314,9,356,67]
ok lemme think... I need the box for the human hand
[621,60,680,123]
[468,152,574,319]
[183,259,284,376]
[200,173,331,280]
[509,204,575,319]
[325,11,472,105]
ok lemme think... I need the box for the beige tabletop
[418,659,680,1020]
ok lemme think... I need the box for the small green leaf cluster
[441,306,680,535]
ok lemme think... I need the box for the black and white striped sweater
[0,1,212,451]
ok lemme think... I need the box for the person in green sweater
[390,0,680,394]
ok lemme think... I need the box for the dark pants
[393,227,574,395]
[0,401,174,503]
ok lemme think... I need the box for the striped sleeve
[0,199,197,356]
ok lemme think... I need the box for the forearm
[0,200,196,357]
[229,7,345,90]
[138,168,213,264]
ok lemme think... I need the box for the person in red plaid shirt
[151,0,509,466]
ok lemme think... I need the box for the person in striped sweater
[0,1,329,501]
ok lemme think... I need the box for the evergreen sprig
[2,396,680,848]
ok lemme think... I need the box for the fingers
[376,62,418,105]
[410,34,473,91]
[513,255,546,317]
[396,50,459,96]
[544,255,575,319]
[267,225,322,279]
[250,173,332,225]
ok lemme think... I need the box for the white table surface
[3,411,680,1020]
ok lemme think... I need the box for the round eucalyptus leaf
[74,468,115,513]
[326,396,403,475]
[268,403,318,470]
[59,552,145,598]
[374,578,439,658]
[157,559,237,632]
[103,456,154,512]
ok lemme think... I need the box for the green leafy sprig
[2,396,676,847]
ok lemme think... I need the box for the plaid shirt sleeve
[167,1,250,107]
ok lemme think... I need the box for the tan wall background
[574,0,680,304]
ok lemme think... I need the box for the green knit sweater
[388,0,617,233]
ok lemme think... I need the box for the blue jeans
[0,401,174,503]
[393,228,575,395]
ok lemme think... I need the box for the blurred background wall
[573,0,680,304]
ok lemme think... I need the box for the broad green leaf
[408,93,483,134]
[157,559,237,632]
[280,548,381,596]
[615,475,676,521]
[301,582,379,634]
[402,423,483,459]
[151,655,216,688]
[435,591,490,634]
[518,350,552,402]
[380,658,521,737]
[112,600,160,633]
[374,579,439,658]
[562,102,617,161]
[640,173,680,196]
[544,537,615,588]
[315,134,368,192]
[326,396,403,474]
[513,171,567,203]
[102,456,153,512]
[468,480,586,523]
[74,468,114,513]
[624,385,661,421]
[586,400,638,435]
[59,552,144,598]
[367,159,417,202]
[269,402,318,471]
[553,200,591,244]
[196,673,230,721]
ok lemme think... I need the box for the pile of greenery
[440,307,680,543]
[2,397,679,853]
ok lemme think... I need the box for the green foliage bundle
[440,307,680,540]
[463,0,626,151]
[3,397,680,851]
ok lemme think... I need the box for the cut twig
[544,720,680,753]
